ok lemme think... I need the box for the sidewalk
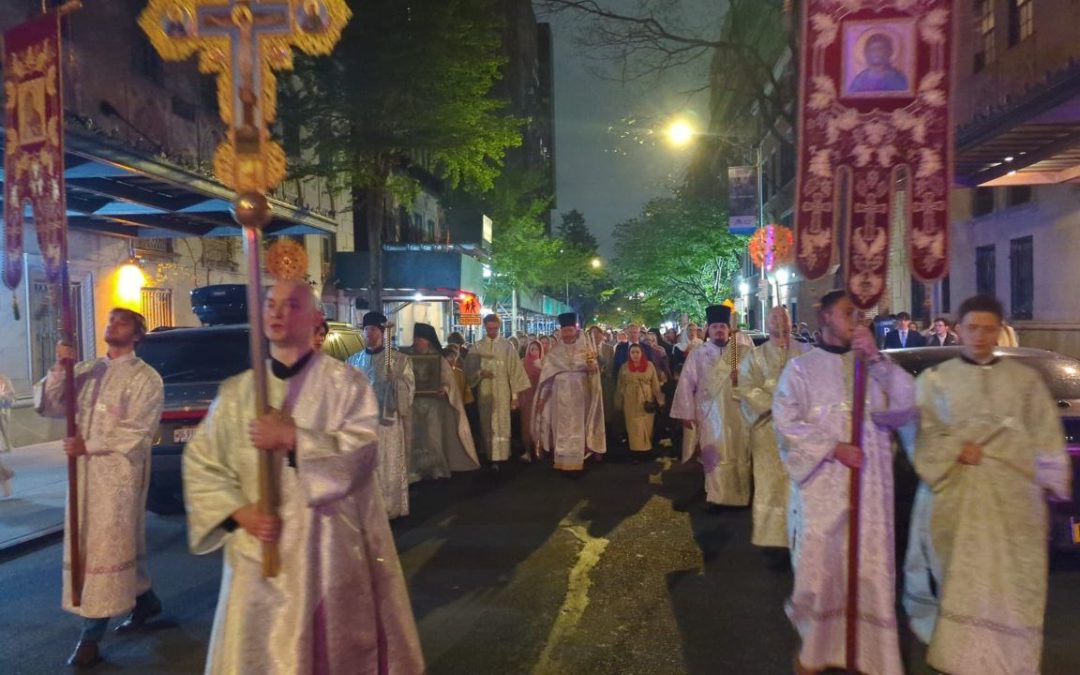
[0,441,66,552]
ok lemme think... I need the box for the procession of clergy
[35,276,1069,675]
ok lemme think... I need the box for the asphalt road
[2,456,1080,674]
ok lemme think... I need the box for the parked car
[137,319,364,514]
[886,346,1080,552]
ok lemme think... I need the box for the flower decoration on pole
[748,224,795,273]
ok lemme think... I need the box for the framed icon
[842,18,917,99]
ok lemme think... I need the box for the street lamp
[665,119,696,147]
[590,257,602,269]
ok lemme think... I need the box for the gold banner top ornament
[138,0,350,197]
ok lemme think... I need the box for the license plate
[173,427,197,444]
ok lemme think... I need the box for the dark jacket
[925,332,958,347]
[883,328,927,349]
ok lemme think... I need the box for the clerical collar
[106,351,136,366]
[819,343,851,355]
[960,352,1000,367]
[271,350,315,379]
[365,345,385,355]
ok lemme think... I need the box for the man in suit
[884,311,927,349]
[926,316,958,347]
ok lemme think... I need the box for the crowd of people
[28,280,1069,675]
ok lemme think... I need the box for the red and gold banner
[3,13,67,288]
[794,1,953,308]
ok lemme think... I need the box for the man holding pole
[772,290,915,675]
[34,308,164,668]
[183,280,424,674]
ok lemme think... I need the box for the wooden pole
[237,193,280,577]
[845,355,867,674]
[60,265,82,607]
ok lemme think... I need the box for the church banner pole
[846,354,866,674]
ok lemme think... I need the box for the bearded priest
[183,281,424,674]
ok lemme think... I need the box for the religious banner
[3,13,67,288]
[794,1,953,309]
[728,165,758,235]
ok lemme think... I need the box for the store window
[1009,236,1033,320]
[29,277,86,384]
[975,245,996,296]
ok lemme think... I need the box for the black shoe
[114,596,162,635]
[66,640,101,668]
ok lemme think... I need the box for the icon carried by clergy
[298,0,328,34]
[163,3,194,38]
[842,18,916,98]
[17,79,46,145]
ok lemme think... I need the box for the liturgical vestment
[35,354,163,619]
[736,338,810,547]
[671,340,751,506]
[183,353,424,675]
[347,347,414,519]
[773,348,915,675]
[533,337,606,470]
[465,336,531,461]
[915,357,1070,675]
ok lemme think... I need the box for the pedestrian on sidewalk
[914,294,1069,675]
[34,308,165,669]
[0,373,15,497]
[772,290,916,675]
[183,280,424,674]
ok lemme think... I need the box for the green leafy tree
[612,197,747,321]
[280,0,523,308]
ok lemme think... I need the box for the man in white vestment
[773,290,916,675]
[465,314,531,469]
[914,294,1070,675]
[533,313,606,473]
[736,306,810,552]
[347,311,414,519]
[35,308,164,668]
[405,322,479,481]
[183,281,424,675]
[671,304,751,509]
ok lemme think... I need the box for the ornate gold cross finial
[138,0,350,195]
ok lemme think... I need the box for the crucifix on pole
[139,0,350,577]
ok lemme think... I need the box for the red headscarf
[523,340,543,385]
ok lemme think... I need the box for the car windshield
[138,330,252,383]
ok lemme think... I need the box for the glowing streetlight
[739,281,750,297]
[590,257,602,269]
[775,268,790,286]
[665,119,696,147]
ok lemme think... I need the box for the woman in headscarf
[615,343,663,461]
[518,340,544,459]
[539,335,552,355]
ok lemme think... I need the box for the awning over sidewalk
[957,60,1080,187]
[0,127,337,238]
[334,249,487,299]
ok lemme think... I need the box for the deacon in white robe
[533,314,606,472]
[347,311,414,519]
[736,306,810,547]
[183,281,423,675]
[405,322,479,481]
[671,304,751,507]
[465,315,531,464]
[914,295,1070,675]
[34,308,164,667]
[773,291,915,675]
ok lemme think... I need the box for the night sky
[541,1,723,255]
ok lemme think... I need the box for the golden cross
[138,0,350,194]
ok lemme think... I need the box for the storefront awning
[0,127,338,238]
[957,60,1080,187]
[334,249,487,299]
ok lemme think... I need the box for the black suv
[136,288,364,513]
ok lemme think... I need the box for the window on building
[30,279,85,384]
[1008,0,1035,46]
[1009,235,1033,320]
[1006,185,1033,207]
[911,277,929,324]
[974,0,996,72]
[973,187,995,217]
[941,274,951,314]
[976,245,996,296]
[141,288,174,331]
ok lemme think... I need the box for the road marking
[532,522,610,675]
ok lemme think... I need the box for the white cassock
[533,338,606,470]
[465,336,531,461]
[347,348,414,519]
[183,353,424,675]
[34,354,163,619]
[773,348,915,675]
[914,357,1070,675]
[671,340,751,506]
[735,338,811,547]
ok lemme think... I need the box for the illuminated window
[1008,0,1034,45]
[974,0,996,72]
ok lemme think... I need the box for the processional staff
[139,0,351,577]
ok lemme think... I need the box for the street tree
[279,0,523,309]
[612,197,747,321]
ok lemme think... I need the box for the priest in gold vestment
[183,281,424,674]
